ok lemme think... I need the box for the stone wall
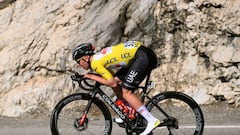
[0,0,239,117]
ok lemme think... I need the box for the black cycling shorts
[115,46,157,91]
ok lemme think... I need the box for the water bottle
[115,99,136,120]
[127,105,136,120]
[115,99,129,114]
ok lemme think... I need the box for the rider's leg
[112,84,123,99]
[120,46,159,134]
[122,89,158,121]
[112,72,125,100]
[122,89,142,109]
[122,89,160,135]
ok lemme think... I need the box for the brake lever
[71,73,84,89]
[72,80,76,90]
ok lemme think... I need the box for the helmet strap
[81,55,92,68]
[87,55,92,68]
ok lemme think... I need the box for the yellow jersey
[91,41,142,80]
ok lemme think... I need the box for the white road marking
[178,125,240,129]
[205,125,240,129]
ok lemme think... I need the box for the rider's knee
[114,77,122,85]
[122,88,134,98]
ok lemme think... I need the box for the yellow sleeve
[91,62,114,80]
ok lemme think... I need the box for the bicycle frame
[95,87,134,125]
[51,68,204,135]
[80,69,170,130]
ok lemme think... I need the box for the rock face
[0,0,239,117]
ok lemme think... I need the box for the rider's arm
[89,58,119,88]
[84,73,118,88]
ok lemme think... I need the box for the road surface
[0,102,239,135]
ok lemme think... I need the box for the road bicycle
[50,67,204,135]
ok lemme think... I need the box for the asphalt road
[0,102,239,135]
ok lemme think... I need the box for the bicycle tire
[146,91,204,135]
[50,93,112,135]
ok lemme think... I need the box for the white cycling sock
[137,105,160,135]
[137,105,156,123]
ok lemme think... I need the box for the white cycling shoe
[140,119,160,135]
[113,117,124,124]
[113,117,125,128]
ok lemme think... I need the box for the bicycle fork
[73,99,93,132]
[77,91,97,127]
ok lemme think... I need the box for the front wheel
[50,93,112,135]
[146,91,204,135]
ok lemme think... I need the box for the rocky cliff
[0,0,239,117]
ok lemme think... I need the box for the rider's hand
[114,77,123,85]
[84,73,92,79]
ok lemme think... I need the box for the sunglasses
[76,57,83,64]
[76,57,88,64]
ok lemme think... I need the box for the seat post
[143,63,159,90]
[143,69,152,93]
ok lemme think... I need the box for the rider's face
[77,56,90,70]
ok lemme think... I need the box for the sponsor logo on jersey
[124,41,138,49]
[94,47,112,60]
[106,57,117,65]
[101,47,112,55]
[121,52,131,59]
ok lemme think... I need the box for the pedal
[118,123,126,128]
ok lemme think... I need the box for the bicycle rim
[50,93,112,135]
[147,91,204,135]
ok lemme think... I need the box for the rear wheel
[146,91,204,135]
[50,93,112,135]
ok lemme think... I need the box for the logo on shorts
[126,70,138,83]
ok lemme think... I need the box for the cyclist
[72,41,160,135]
